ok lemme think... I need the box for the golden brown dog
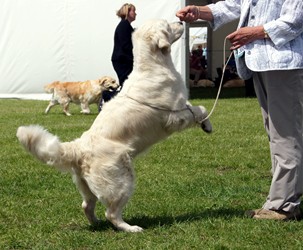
[44,76,119,116]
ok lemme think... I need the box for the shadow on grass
[87,207,244,232]
[130,207,245,230]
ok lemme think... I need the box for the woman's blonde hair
[116,3,135,20]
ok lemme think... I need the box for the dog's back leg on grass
[103,159,143,232]
[105,195,143,232]
[61,99,72,116]
[45,99,58,114]
[80,103,91,114]
[73,175,99,224]
[83,154,143,232]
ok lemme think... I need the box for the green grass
[1,88,302,249]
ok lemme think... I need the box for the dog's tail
[16,125,78,172]
[44,81,59,94]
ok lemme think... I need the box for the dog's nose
[178,21,183,25]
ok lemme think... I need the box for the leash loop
[201,37,234,122]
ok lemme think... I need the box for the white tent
[0,0,185,100]
[189,27,207,51]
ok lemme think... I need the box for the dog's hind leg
[103,156,143,232]
[89,154,142,232]
[73,174,99,224]
[105,194,143,233]
[82,152,143,232]
[61,99,72,116]
[80,103,91,114]
[45,99,58,114]
[82,198,98,224]
[104,162,143,232]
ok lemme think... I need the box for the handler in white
[177,0,303,220]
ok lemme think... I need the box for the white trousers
[253,69,303,212]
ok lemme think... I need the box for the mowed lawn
[1,88,302,249]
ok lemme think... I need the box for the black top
[111,19,134,64]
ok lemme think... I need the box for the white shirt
[208,0,303,72]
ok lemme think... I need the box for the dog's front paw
[201,119,212,133]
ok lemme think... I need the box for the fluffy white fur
[16,20,212,233]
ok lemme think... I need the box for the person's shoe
[246,207,302,221]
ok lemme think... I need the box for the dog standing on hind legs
[16,20,212,233]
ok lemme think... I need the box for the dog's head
[132,19,184,55]
[98,76,120,92]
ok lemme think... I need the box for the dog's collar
[122,94,196,119]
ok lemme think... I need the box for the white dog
[16,20,212,233]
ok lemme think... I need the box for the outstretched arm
[176,5,213,23]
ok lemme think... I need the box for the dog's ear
[99,77,107,85]
[137,20,172,54]
[155,30,171,54]
[157,30,170,50]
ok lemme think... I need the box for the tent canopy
[0,0,183,99]
[189,27,207,51]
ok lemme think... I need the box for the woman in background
[100,3,137,111]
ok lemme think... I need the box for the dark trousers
[113,61,133,87]
[98,61,133,111]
